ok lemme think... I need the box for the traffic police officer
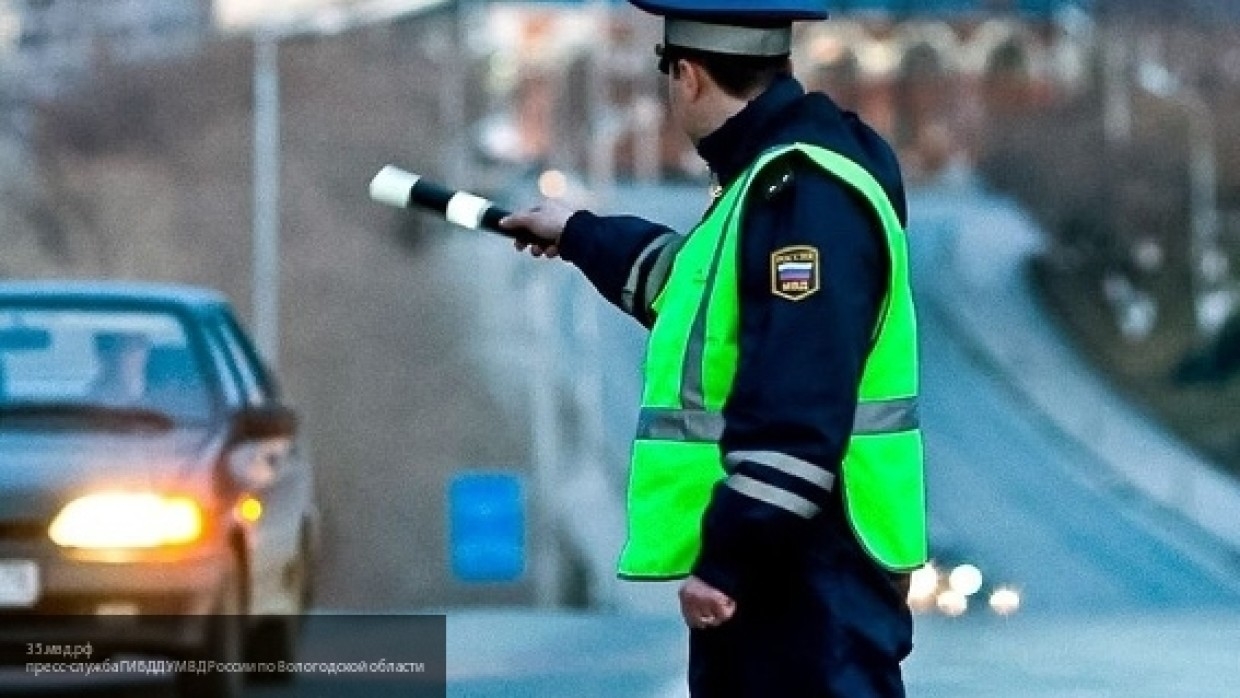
[502,1,926,695]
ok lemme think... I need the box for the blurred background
[2,0,1240,693]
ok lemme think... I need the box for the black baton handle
[369,165,547,247]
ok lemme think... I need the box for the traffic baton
[368,165,544,246]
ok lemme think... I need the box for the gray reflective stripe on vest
[725,450,836,492]
[621,232,679,316]
[637,396,919,442]
[725,473,820,518]
[853,396,919,435]
[680,196,746,411]
[637,407,723,441]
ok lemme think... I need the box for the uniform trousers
[688,526,913,697]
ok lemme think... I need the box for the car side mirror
[234,404,298,441]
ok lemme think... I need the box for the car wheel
[177,551,244,698]
[245,528,311,684]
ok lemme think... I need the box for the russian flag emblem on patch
[770,245,820,301]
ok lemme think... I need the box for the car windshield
[0,307,212,424]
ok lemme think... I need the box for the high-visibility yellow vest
[618,143,926,578]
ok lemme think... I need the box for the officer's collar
[696,74,805,188]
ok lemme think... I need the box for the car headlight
[989,586,1022,616]
[49,492,204,549]
[948,563,984,597]
[907,562,939,605]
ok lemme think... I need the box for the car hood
[0,426,222,522]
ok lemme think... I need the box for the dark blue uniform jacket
[560,75,908,611]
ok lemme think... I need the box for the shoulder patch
[770,245,820,301]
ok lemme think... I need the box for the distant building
[474,1,1097,180]
[785,1,1098,179]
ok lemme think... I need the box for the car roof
[0,280,230,311]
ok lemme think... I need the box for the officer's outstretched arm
[557,211,681,328]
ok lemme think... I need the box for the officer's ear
[675,58,706,101]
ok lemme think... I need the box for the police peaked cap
[629,0,829,57]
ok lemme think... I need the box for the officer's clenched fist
[500,199,578,259]
[679,575,737,630]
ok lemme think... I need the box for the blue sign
[448,472,525,583]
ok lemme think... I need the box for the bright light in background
[857,40,900,78]
[948,563,984,597]
[538,169,569,199]
[989,586,1022,616]
[236,495,264,523]
[809,35,845,64]
[95,602,140,616]
[50,493,203,549]
[907,562,939,607]
[936,589,968,617]
[908,559,1018,617]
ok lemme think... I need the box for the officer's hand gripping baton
[368,165,544,246]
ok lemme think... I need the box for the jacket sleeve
[691,159,890,598]
[559,210,684,327]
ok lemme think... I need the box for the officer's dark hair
[659,44,791,99]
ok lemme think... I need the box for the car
[0,281,319,697]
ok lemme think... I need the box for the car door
[207,308,312,615]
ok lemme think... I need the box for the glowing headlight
[948,564,984,597]
[936,589,968,617]
[235,495,263,524]
[989,586,1022,616]
[907,563,940,604]
[49,492,204,549]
